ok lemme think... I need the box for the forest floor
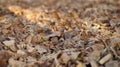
[0,0,120,67]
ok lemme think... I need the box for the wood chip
[99,54,112,65]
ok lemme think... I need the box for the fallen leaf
[76,62,86,67]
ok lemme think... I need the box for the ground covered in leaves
[0,0,120,67]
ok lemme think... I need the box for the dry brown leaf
[91,44,104,51]
[80,31,91,41]
[105,61,119,67]
[50,36,59,44]
[25,34,34,44]
[89,51,101,61]
[26,56,37,63]
[2,29,9,34]
[35,45,47,54]
[9,58,26,67]
[61,53,71,64]
[76,62,86,67]
[47,31,61,39]
[90,60,98,67]
[0,51,8,67]
[17,50,27,56]
[3,39,17,51]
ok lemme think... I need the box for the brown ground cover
[0,0,120,67]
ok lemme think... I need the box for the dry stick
[101,39,120,59]
[110,47,120,59]
[100,39,111,53]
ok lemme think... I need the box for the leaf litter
[0,0,120,67]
